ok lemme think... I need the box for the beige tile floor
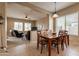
[0,37,79,56]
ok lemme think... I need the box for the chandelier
[52,2,59,18]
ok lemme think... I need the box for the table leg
[57,39,59,54]
[48,39,51,56]
[67,35,69,45]
[37,36,40,49]
[37,36,39,49]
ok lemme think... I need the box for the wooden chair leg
[37,41,39,49]
[61,41,64,51]
[57,44,59,54]
[65,39,67,48]
[61,43,62,48]
[65,35,69,47]
[41,44,43,54]
[57,39,59,54]
[37,37,39,49]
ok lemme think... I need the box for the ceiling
[7,3,45,20]
[30,2,77,12]
[0,3,5,15]
[6,2,77,20]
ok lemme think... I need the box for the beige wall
[36,16,49,30]
[7,17,36,36]
[56,3,79,40]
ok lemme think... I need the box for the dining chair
[64,30,69,46]
[39,31,62,54]
[40,36,48,54]
[40,34,64,54]
[58,30,69,50]
[40,30,48,54]
[52,33,68,53]
[37,30,47,49]
[50,37,58,54]
[38,30,67,54]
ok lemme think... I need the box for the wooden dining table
[37,34,60,56]
[37,31,69,56]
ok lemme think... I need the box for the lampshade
[52,13,59,18]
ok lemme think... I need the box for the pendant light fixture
[52,2,58,18]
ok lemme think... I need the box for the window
[24,23,31,31]
[14,22,23,31]
[66,13,78,35]
[56,12,78,36]
[37,25,42,30]
[56,16,65,33]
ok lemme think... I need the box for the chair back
[13,30,19,35]
[58,30,64,36]
[11,30,20,37]
[11,30,16,37]
[58,30,65,43]
[58,30,69,44]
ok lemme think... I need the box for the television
[31,27,37,31]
